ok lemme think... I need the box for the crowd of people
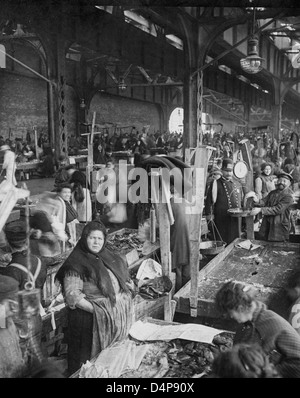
[1,125,300,379]
[204,127,300,245]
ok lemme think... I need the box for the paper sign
[69,157,76,164]
[126,249,139,266]
[129,320,228,345]
[235,239,262,251]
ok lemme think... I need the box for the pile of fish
[163,333,234,377]
[121,333,234,378]
[106,230,144,256]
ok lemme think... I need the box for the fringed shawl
[55,221,129,305]
[65,200,78,223]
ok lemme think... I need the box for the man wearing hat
[251,171,295,242]
[204,158,246,244]
[0,144,17,186]
[283,158,300,191]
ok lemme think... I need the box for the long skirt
[67,307,93,376]
[66,291,133,376]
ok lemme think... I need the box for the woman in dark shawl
[55,221,134,376]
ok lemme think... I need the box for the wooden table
[174,238,300,324]
[16,160,42,171]
[111,151,134,164]
[4,160,42,180]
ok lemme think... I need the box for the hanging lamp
[240,7,264,74]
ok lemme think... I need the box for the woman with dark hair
[286,271,300,337]
[55,183,80,247]
[66,166,92,223]
[254,162,276,200]
[211,343,281,378]
[215,280,300,378]
[55,221,134,376]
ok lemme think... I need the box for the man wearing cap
[0,144,17,186]
[0,220,47,291]
[1,220,48,371]
[204,158,246,244]
[250,172,295,242]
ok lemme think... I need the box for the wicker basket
[199,240,226,255]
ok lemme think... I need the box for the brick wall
[89,93,161,134]
[0,74,162,143]
[65,85,78,136]
[0,72,48,140]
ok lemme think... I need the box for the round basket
[199,240,226,255]
[227,208,253,217]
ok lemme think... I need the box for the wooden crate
[41,293,169,358]
[42,263,61,306]
[41,304,68,356]
[134,294,167,320]
[42,249,72,305]
[107,228,160,274]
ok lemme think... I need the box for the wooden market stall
[70,316,234,378]
[173,237,300,329]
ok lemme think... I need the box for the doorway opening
[169,107,183,133]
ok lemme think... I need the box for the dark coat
[0,251,47,291]
[234,301,300,378]
[204,177,244,244]
[257,187,294,242]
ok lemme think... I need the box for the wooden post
[151,172,174,322]
[157,200,173,322]
[185,145,215,317]
[85,112,96,186]
[245,216,254,239]
[238,139,254,239]
[33,127,39,160]
[238,139,254,192]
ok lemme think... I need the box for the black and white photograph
[1,0,300,382]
